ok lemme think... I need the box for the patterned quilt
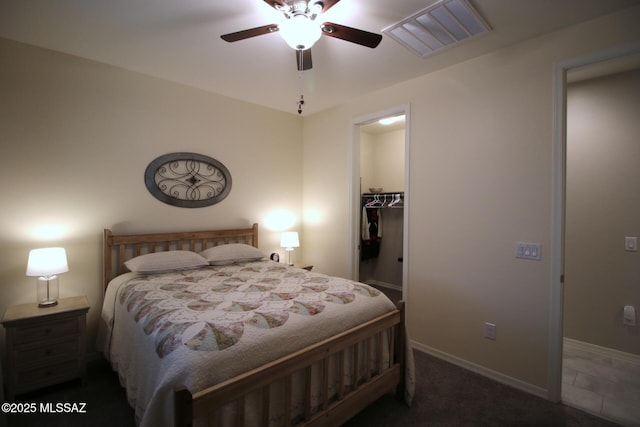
[98,260,397,427]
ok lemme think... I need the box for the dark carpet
[345,349,618,427]
[3,357,135,427]
[3,349,618,427]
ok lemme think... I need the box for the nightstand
[2,296,90,399]
[292,262,313,271]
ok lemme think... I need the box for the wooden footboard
[174,301,406,427]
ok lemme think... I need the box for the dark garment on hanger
[362,208,381,260]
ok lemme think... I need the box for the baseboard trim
[412,341,548,399]
[364,280,402,292]
[563,337,640,366]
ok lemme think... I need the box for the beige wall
[360,128,405,194]
[0,37,303,356]
[565,70,640,355]
[302,6,640,393]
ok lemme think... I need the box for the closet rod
[362,192,404,209]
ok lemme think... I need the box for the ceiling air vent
[383,0,490,58]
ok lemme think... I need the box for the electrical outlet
[484,322,496,340]
[624,305,636,326]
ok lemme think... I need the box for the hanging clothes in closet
[361,192,404,260]
[361,205,382,260]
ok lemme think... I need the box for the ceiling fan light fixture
[280,14,321,50]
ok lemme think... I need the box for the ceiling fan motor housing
[277,1,323,20]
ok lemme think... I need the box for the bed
[98,223,412,427]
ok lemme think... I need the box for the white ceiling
[1,0,638,115]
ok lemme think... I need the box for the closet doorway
[350,106,410,303]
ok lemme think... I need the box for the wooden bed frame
[103,223,406,427]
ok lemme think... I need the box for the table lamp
[26,247,68,307]
[280,231,300,265]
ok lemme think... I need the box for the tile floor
[562,339,640,426]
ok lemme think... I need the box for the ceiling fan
[220,0,383,71]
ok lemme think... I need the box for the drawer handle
[44,328,52,335]
[45,349,53,356]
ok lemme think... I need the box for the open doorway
[562,55,640,424]
[359,115,405,302]
[551,44,640,424]
[350,106,410,304]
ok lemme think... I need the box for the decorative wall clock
[144,152,232,208]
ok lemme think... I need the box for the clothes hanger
[365,194,382,207]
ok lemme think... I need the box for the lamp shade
[280,232,300,249]
[26,247,68,277]
[279,15,321,50]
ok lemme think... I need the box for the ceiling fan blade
[221,24,279,42]
[296,49,313,71]
[263,0,288,10]
[321,22,382,48]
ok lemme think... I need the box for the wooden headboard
[102,223,259,292]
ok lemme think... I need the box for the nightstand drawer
[16,359,81,392]
[14,338,79,364]
[13,317,80,345]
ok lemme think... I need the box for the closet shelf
[361,192,403,196]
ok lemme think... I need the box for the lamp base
[36,276,59,308]
[286,249,295,266]
[38,299,58,308]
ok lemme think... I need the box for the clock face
[270,253,280,262]
[144,152,232,208]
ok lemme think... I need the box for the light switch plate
[625,236,638,252]
[515,242,542,260]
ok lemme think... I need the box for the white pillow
[200,244,265,265]
[124,250,209,273]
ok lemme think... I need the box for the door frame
[349,104,411,299]
[549,41,640,402]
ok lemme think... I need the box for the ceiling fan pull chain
[297,49,305,114]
